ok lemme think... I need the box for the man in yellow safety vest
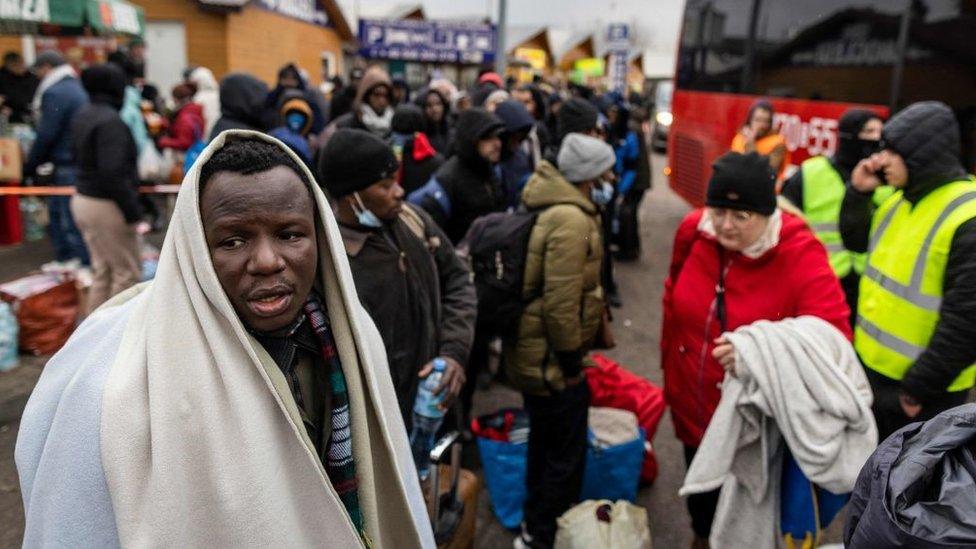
[841,101,976,440]
[782,109,889,326]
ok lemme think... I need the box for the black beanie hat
[706,152,777,216]
[557,98,599,140]
[318,129,399,198]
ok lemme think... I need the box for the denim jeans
[47,167,89,265]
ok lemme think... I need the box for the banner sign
[359,18,496,64]
[606,23,630,92]
[257,0,329,27]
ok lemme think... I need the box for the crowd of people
[8,42,976,549]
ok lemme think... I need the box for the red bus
[668,0,976,206]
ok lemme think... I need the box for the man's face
[280,74,301,89]
[351,177,404,222]
[506,132,527,153]
[477,135,502,164]
[33,64,51,80]
[5,58,25,75]
[513,89,535,117]
[859,118,883,141]
[425,94,445,122]
[749,108,773,137]
[201,166,318,333]
[875,149,909,188]
[367,85,390,115]
[130,44,146,61]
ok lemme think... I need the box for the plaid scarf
[303,294,367,543]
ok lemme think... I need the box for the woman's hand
[741,126,757,152]
[712,336,736,376]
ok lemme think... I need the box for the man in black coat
[319,129,477,427]
[0,51,37,123]
[840,101,976,439]
[407,108,505,244]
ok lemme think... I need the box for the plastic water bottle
[410,358,447,480]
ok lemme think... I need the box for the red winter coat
[661,209,851,448]
[158,103,204,152]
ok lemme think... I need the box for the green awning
[0,0,144,38]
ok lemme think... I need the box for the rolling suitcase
[426,432,481,549]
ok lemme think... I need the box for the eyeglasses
[709,208,755,225]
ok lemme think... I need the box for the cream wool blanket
[679,316,877,549]
[17,130,434,548]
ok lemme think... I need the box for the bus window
[749,1,908,104]
[676,0,756,93]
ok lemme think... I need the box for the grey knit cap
[558,133,617,183]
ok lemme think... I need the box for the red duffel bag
[586,353,666,484]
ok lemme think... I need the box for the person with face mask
[268,93,315,167]
[781,110,891,326]
[407,108,506,244]
[731,100,791,182]
[507,133,615,549]
[318,128,477,437]
[321,66,394,144]
[662,152,851,548]
[262,63,326,135]
[840,101,976,441]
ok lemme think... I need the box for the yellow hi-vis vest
[801,156,893,278]
[855,178,976,391]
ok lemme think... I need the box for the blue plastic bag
[781,450,849,546]
[0,301,18,372]
[581,427,646,503]
[476,436,528,530]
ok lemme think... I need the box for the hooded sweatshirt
[839,101,976,404]
[417,108,505,243]
[322,67,394,144]
[211,72,269,139]
[268,93,314,166]
[494,100,536,207]
[71,64,141,222]
[415,88,453,154]
[390,104,444,195]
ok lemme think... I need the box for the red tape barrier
[0,185,181,196]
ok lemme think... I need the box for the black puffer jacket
[72,64,141,222]
[845,404,976,548]
[211,73,269,137]
[416,108,505,243]
[839,101,976,404]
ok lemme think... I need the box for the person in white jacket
[188,66,220,140]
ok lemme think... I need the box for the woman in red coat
[661,152,851,547]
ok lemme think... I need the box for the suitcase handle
[428,431,463,539]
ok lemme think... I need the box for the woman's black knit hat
[706,151,777,216]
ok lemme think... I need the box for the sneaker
[513,524,544,549]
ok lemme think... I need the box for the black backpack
[460,210,540,339]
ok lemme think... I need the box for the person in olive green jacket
[508,133,617,549]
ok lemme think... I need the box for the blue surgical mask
[590,180,614,206]
[285,112,307,133]
[352,192,383,228]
